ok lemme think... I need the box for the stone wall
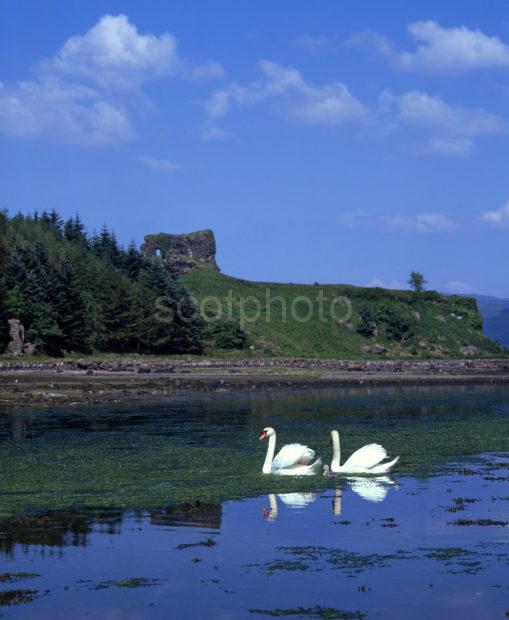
[141,230,219,274]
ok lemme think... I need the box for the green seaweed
[450,519,508,526]
[0,589,38,606]
[177,538,216,550]
[248,606,367,618]
[0,573,40,583]
[0,386,508,520]
[420,547,473,561]
[92,577,161,590]
[248,546,416,577]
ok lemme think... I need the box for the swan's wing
[271,443,316,470]
[342,443,387,470]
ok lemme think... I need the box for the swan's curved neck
[263,433,277,474]
[331,432,341,473]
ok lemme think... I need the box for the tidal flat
[0,385,508,618]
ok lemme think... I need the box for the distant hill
[2,212,505,359]
[182,268,505,358]
[474,295,509,349]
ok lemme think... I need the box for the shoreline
[1,358,509,410]
[1,356,509,373]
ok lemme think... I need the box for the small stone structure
[5,319,36,356]
[141,230,219,275]
[6,319,25,356]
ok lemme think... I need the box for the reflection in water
[150,501,222,529]
[0,510,123,557]
[10,416,27,443]
[277,493,317,508]
[333,487,342,516]
[0,387,507,619]
[0,501,223,558]
[346,476,397,504]
[0,456,507,620]
[262,493,317,520]
[263,476,396,520]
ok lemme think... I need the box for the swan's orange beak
[259,431,268,441]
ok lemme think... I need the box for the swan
[259,427,322,475]
[325,429,399,475]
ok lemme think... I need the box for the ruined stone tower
[140,229,219,275]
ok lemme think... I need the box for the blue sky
[1,1,509,296]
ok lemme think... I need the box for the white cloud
[379,89,504,156]
[346,31,395,59]
[482,200,509,225]
[203,61,366,137]
[183,60,225,81]
[400,21,509,72]
[0,14,223,146]
[447,280,478,294]
[350,21,509,73]
[426,137,473,158]
[367,278,406,290]
[293,83,365,125]
[139,155,181,172]
[0,79,132,145]
[203,57,503,154]
[383,212,457,233]
[338,210,457,233]
[47,14,179,89]
[415,213,457,233]
[397,91,502,135]
[45,14,223,88]
[205,89,233,118]
[200,122,228,141]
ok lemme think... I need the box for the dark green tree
[207,319,249,350]
[375,302,415,342]
[356,305,376,337]
[0,209,206,356]
[64,214,88,246]
[408,271,427,294]
[123,241,143,279]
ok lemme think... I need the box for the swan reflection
[346,475,396,503]
[262,477,396,520]
[262,493,317,520]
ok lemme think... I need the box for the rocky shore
[0,357,508,410]
[1,356,509,374]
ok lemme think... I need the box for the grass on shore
[182,268,506,359]
[2,268,506,362]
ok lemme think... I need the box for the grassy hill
[182,268,505,359]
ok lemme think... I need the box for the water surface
[0,385,508,618]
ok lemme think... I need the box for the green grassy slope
[182,268,505,358]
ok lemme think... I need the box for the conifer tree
[0,209,206,355]
[124,241,143,279]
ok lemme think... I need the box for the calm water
[0,385,508,618]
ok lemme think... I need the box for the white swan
[259,427,322,475]
[326,429,399,475]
